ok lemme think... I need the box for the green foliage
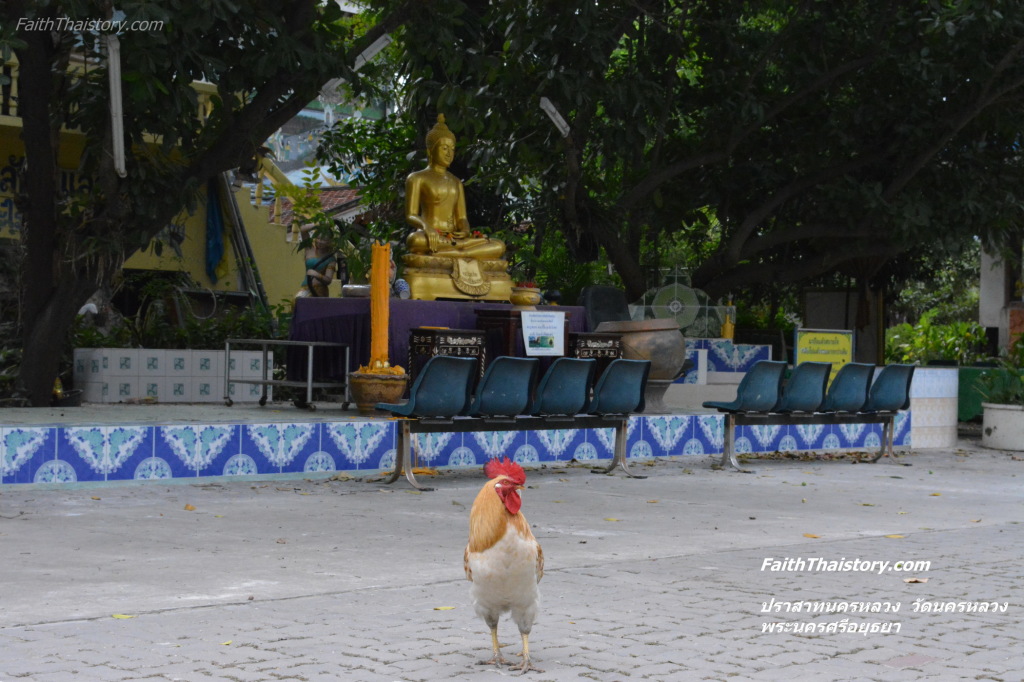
[977,339,1024,406]
[886,241,981,325]
[362,0,1024,305]
[5,0,403,404]
[316,116,419,280]
[884,311,989,365]
[508,229,609,306]
[69,297,290,352]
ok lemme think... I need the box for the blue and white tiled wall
[691,338,772,373]
[1,413,910,485]
[679,340,773,384]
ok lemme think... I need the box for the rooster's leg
[477,627,507,666]
[513,632,543,673]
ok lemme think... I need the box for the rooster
[464,457,544,673]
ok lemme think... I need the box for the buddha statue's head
[426,114,456,168]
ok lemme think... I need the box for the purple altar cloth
[287,297,587,380]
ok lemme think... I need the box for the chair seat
[773,362,831,413]
[529,358,596,416]
[375,355,477,418]
[467,356,539,418]
[702,360,788,413]
[587,359,651,415]
[861,364,916,413]
[820,362,875,413]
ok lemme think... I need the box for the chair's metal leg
[597,419,646,478]
[384,421,406,485]
[388,421,433,491]
[870,416,894,463]
[722,414,754,473]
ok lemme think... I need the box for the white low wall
[73,348,271,404]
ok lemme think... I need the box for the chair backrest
[529,358,596,416]
[733,360,788,412]
[863,363,916,412]
[468,356,539,417]
[774,362,831,413]
[821,362,875,412]
[587,359,651,415]
[578,285,631,331]
[404,355,477,417]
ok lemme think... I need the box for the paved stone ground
[1,436,1021,681]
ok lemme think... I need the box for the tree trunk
[20,277,95,405]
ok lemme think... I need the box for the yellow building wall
[123,186,327,307]
[2,119,324,307]
[2,61,321,310]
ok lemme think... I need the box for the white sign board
[520,311,565,356]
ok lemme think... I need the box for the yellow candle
[369,241,391,369]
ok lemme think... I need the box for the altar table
[287,298,587,381]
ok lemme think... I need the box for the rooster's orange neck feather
[468,475,533,553]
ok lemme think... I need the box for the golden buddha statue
[402,114,512,301]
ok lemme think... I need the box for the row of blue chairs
[702,361,915,415]
[375,356,652,489]
[703,361,916,472]
[377,355,652,419]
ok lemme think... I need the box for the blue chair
[774,362,831,413]
[375,355,476,418]
[529,358,596,416]
[861,363,916,464]
[467,356,539,417]
[862,364,916,413]
[820,362,875,412]
[702,360,787,413]
[587,359,651,415]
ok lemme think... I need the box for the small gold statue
[402,114,512,301]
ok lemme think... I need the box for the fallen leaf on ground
[604,517,620,522]
[434,606,455,611]
[930,493,942,497]
[91,496,101,500]
[884,534,905,539]
[904,577,929,583]
[111,614,134,619]
[803,533,820,538]
[647,500,659,504]
[221,640,232,646]
[412,467,438,476]
[971,519,982,523]
[183,504,196,511]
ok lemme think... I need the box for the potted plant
[510,281,542,306]
[978,339,1024,451]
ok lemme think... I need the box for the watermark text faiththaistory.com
[16,17,165,33]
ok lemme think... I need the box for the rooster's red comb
[484,457,526,485]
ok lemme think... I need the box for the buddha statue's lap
[402,114,512,301]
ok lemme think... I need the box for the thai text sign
[794,328,854,384]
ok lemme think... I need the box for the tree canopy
[364,0,1024,301]
[2,0,422,404]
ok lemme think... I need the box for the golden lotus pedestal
[402,254,513,302]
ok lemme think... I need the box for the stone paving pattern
[1,439,1020,681]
